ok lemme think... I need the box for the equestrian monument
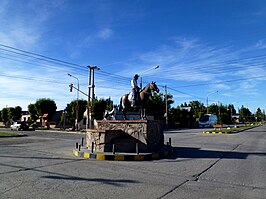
[85,81,166,155]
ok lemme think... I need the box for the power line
[2,43,266,85]
[1,43,266,106]
[0,44,85,68]
[167,86,205,101]
[172,75,266,88]
[0,54,86,77]
[158,52,266,79]
[0,44,131,84]
[97,70,131,81]
[160,50,266,74]
[0,74,68,85]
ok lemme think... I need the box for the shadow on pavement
[41,175,137,186]
[167,147,266,160]
[0,161,139,187]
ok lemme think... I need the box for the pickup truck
[10,121,29,131]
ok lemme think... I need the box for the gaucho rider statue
[131,74,140,107]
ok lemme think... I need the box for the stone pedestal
[86,120,164,153]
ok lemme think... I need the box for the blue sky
[1,0,266,113]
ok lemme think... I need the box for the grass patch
[205,125,256,134]
[224,125,256,132]
[0,132,19,137]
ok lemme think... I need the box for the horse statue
[119,81,159,120]
[103,107,117,120]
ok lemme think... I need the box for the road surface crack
[159,144,243,198]
[158,180,189,199]
[193,144,242,180]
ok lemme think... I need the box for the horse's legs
[143,108,147,120]
[140,107,146,120]
[122,108,127,120]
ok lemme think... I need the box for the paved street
[0,126,265,199]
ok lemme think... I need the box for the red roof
[42,113,48,118]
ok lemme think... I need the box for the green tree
[7,107,14,121]
[168,107,194,128]
[239,106,252,123]
[146,93,172,120]
[63,102,75,128]
[91,98,108,120]
[188,100,205,119]
[0,107,22,126]
[208,103,219,116]
[13,106,22,121]
[228,104,236,116]
[105,97,114,111]
[28,103,38,124]
[1,108,9,125]
[255,108,264,122]
[35,98,57,128]
[207,103,233,124]
[61,99,87,129]
[147,93,163,119]
[221,104,232,124]
[77,100,88,122]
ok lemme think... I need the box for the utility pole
[87,66,100,129]
[87,68,92,129]
[92,67,96,99]
[164,85,168,128]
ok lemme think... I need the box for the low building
[21,111,30,122]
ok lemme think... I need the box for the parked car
[198,114,218,127]
[10,121,29,131]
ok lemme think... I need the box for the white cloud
[96,28,113,40]
[110,38,266,111]
[174,37,200,52]
[236,66,266,80]
[6,28,40,48]
[0,0,63,49]
[0,72,74,110]
[84,28,114,46]
[214,83,231,90]
[255,40,266,49]
[127,38,237,83]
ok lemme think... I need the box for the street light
[68,73,80,131]
[206,90,218,114]
[140,65,159,89]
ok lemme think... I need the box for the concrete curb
[73,147,173,161]
[35,129,86,134]
[202,131,234,134]
[0,133,28,138]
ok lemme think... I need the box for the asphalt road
[0,126,265,199]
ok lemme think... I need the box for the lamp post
[68,73,79,131]
[140,65,159,89]
[206,91,218,114]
